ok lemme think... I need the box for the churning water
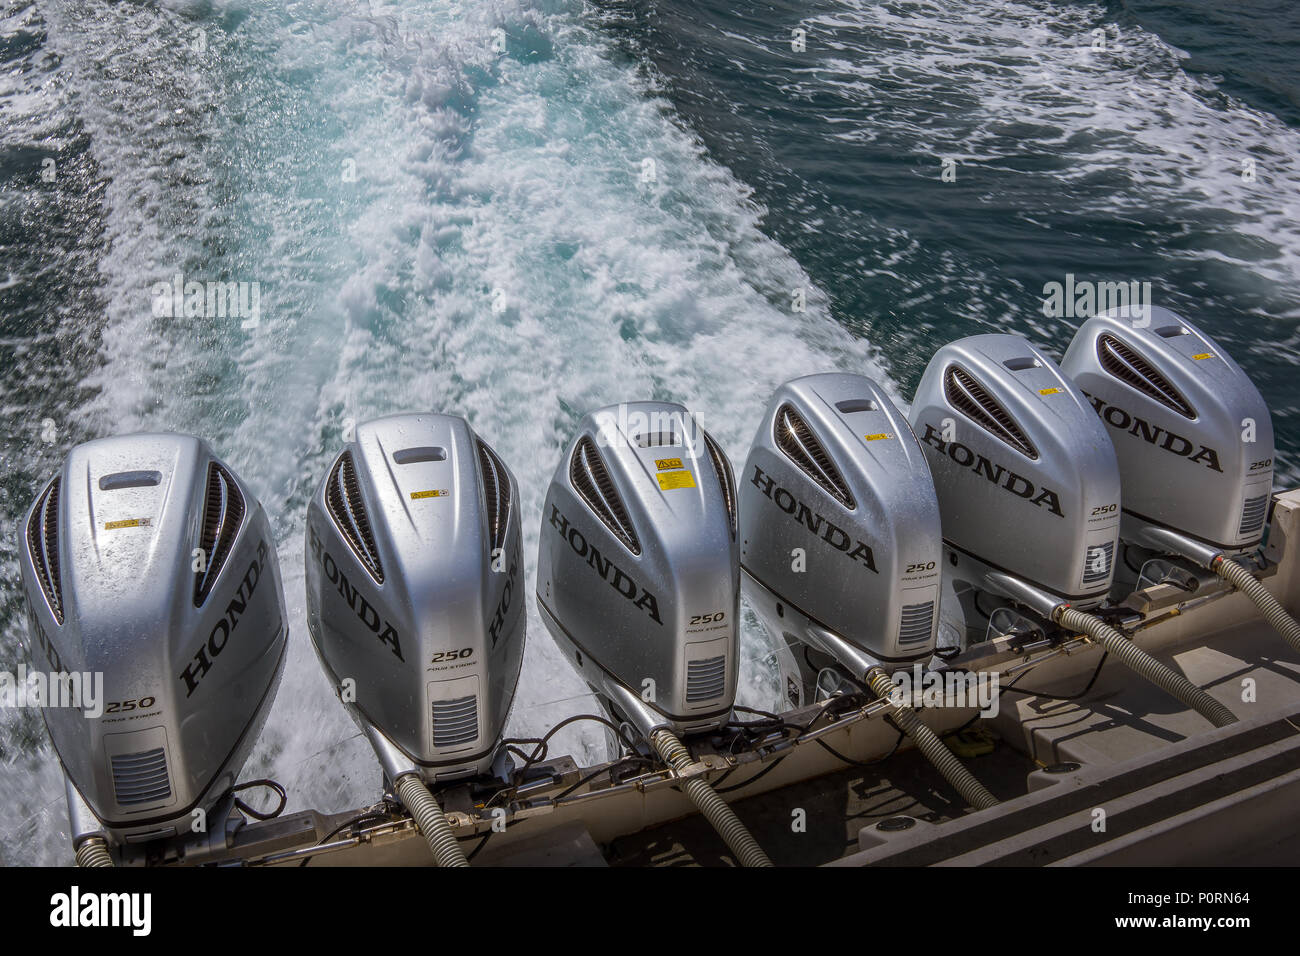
[1,0,1295,863]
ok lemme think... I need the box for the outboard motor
[910,334,1122,612]
[740,373,942,697]
[740,373,996,812]
[1062,307,1272,558]
[910,334,1236,728]
[304,413,525,866]
[536,401,771,865]
[1061,307,1300,656]
[536,402,739,737]
[18,434,288,865]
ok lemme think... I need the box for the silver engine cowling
[304,413,525,784]
[18,433,287,847]
[1060,306,1274,559]
[535,401,740,737]
[908,334,1122,609]
[739,373,942,700]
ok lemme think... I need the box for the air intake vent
[1096,334,1195,420]
[702,429,737,540]
[111,748,172,806]
[326,451,384,583]
[635,431,681,448]
[431,695,479,748]
[1082,541,1114,587]
[898,601,935,646]
[686,655,727,703]
[194,463,247,606]
[1239,494,1268,538]
[943,366,1038,460]
[477,439,512,554]
[26,477,64,625]
[774,404,855,509]
[569,437,641,555]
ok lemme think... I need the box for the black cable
[816,691,869,726]
[553,754,656,802]
[999,651,1110,702]
[655,693,872,796]
[940,653,1107,740]
[292,712,663,865]
[728,692,900,776]
[487,713,648,810]
[453,814,518,866]
[232,778,287,821]
[815,725,905,769]
[464,830,493,862]
[297,807,391,867]
[727,692,862,750]
[500,713,643,771]
[730,704,788,724]
[480,684,891,826]
[722,703,807,758]
[708,767,737,790]
[712,755,787,793]
[316,811,388,845]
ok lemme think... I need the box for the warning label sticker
[656,470,696,491]
[104,518,150,530]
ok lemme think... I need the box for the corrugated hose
[394,773,470,867]
[1054,605,1237,728]
[650,728,773,867]
[74,836,114,867]
[1212,555,1300,656]
[864,667,999,812]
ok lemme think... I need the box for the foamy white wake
[799,0,1300,334]
[1,0,885,863]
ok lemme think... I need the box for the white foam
[9,0,883,860]
[804,0,1300,315]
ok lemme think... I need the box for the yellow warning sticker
[655,457,683,471]
[410,489,449,500]
[104,518,150,530]
[656,470,696,491]
[1193,352,1212,361]
[1038,387,1062,395]
[864,433,892,441]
